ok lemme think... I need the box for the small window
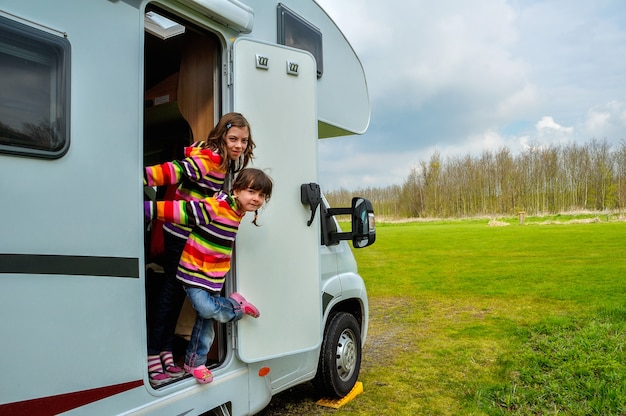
[277,3,323,78]
[0,15,70,158]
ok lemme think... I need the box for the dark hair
[196,112,256,172]
[233,168,273,226]
[232,168,273,201]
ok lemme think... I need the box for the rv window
[0,16,70,159]
[277,3,323,78]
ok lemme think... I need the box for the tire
[314,312,362,398]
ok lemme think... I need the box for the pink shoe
[230,292,260,318]
[149,371,170,386]
[148,355,170,386]
[160,351,184,378]
[184,364,213,384]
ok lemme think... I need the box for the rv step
[212,403,230,416]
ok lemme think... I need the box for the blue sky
[315,0,626,191]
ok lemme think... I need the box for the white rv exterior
[0,1,374,415]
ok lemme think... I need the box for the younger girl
[145,168,273,384]
[144,112,255,385]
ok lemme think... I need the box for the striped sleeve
[144,148,223,186]
[180,148,223,182]
[144,201,155,220]
[154,200,213,227]
[144,160,184,186]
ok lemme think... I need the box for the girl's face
[233,187,267,213]
[225,126,249,161]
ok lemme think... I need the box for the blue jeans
[184,287,243,367]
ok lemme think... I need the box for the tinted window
[277,3,323,78]
[0,15,70,158]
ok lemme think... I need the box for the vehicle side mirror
[324,197,376,248]
[351,197,376,248]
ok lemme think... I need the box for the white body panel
[0,0,146,405]
[233,38,322,362]
[0,0,370,414]
[240,0,370,137]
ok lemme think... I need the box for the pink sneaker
[148,355,170,386]
[149,371,170,386]
[230,292,260,318]
[184,364,213,384]
[160,351,184,378]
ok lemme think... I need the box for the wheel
[314,312,362,398]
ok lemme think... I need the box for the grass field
[260,215,626,415]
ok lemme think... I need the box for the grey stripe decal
[0,254,140,278]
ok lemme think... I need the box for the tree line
[325,139,626,219]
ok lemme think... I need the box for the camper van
[0,0,375,414]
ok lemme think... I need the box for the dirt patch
[256,297,403,415]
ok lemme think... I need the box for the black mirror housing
[300,183,376,248]
[351,197,376,248]
[324,197,376,248]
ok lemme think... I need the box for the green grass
[339,219,626,415]
[478,308,626,415]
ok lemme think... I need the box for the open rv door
[232,38,321,362]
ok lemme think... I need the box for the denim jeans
[147,232,187,356]
[184,287,243,367]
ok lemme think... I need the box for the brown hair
[196,112,256,172]
[233,168,273,225]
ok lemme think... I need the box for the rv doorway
[142,5,224,387]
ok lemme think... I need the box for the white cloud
[582,101,626,140]
[315,0,626,190]
[433,129,516,160]
[496,82,538,120]
[585,111,611,132]
[318,0,530,113]
[318,138,417,190]
[536,116,573,133]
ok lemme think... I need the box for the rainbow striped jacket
[144,146,226,239]
[145,192,243,293]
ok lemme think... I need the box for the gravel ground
[255,298,398,415]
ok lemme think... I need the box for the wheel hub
[336,329,356,380]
